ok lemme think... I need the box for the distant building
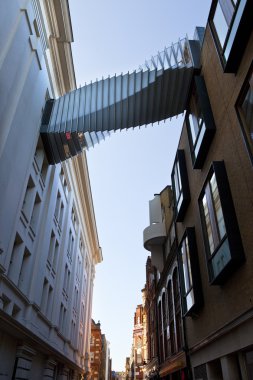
[101,335,111,380]
[0,1,102,378]
[131,304,148,379]
[125,357,130,380]
[108,358,112,380]
[90,320,103,379]
[114,371,126,380]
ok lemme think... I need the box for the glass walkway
[41,35,202,164]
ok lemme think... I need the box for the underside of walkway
[41,30,203,164]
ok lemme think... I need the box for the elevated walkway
[41,36,202,164]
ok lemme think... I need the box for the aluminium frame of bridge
[41,29,203,164]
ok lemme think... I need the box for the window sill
[209,236,245,285]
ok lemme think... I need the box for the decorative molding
[190,306,253,354]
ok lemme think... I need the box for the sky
[68,0,211,371]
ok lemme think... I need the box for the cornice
[71,154,102,265]
[44,0,76,95]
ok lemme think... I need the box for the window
[41,278,48,313]
[199,162,244,284]
[186,76,216,169]
[30,192,41,233]
[167,281,175,355]
[67,229,74,263]
[63,264,71,299]
[71,320,76,344]
[171,150,190,221]
[158,300,164,360]
[209,0,253,72]
[178,228,203,316]
[237,67,253,163]
[73,286,79,311]
[34,139,49,186]
[53,240,59,272]
[162,292,168,359]
[71,206,78,232]
[59,303,66,334]
[173,268,182,351]
[46,285,53,319]
[22,176,36,223]
[8,234,23,284]
[60,167,69,198]
[54,191,61,222]
[47,231,55,266]
[18,248,31,294]
[59,201,64,228]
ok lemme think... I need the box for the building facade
[0,1,102,379]
[143,1,253,379]
[143,187,189,379]
[130,303,148,380]
[174,1,253,379]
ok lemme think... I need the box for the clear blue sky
[69,0,211,371]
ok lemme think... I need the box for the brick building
[130,304,148,379]
[90,320,103,380]
[142,0,253,379]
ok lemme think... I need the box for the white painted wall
[0,1,99,378]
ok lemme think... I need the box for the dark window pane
[219,0,234,26]
[210,173,226,239]
[213,2,229,48]
[239,70,253,158]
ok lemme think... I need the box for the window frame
[186,76,216,169]
[199,161,245,284]
[171,150,190,222]
[209,0,253,73]
[178,228,203,317]
[236,64,253,165]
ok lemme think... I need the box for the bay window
[209,0,253,72]
[186,76,216,169]
[171,150,190,222]
[178,228,203,316]
[199,162,245,284]
[236,66,253,163]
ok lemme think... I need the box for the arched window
[173,268,183,351]
[158,300,163,360]
[162,292,168,359]
[167,280,175,355]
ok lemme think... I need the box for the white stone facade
[0,1,102,378]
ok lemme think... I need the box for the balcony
[143,222,166,251]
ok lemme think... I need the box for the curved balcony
[143,222,166,251]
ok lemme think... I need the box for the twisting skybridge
[41,32,202,164]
